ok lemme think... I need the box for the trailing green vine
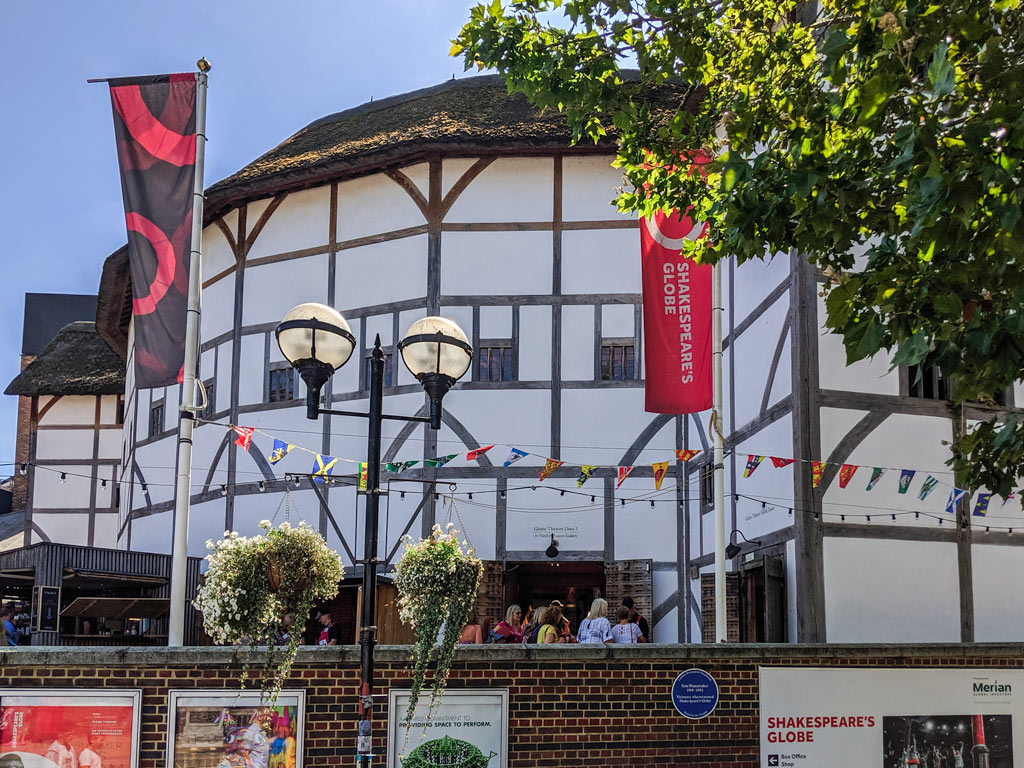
[194,520,344,702]
[394,524,483,729]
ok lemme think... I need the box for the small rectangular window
[600,341,636,381]
[115,395,125,426]
[700,463,714,511]
[477,344,514,382]
[903,365,950,400]
[149,402,164,438]
[201,380,216,420]
[268,366,296,403]
[365,350,394,389]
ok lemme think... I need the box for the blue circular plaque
[671,668,719,719]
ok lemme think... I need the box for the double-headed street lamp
[276,303,472,765]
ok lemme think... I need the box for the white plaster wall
[613,474,677,561]
[652,606,678,644]
[785,539,798,643]
[479,306,513,338]
[729,296,790,430]
[561,156,630,222]
[93,513,119,547]
[601,304,634,337]
[99,395,118,423]
[817,294,900,395]
[32,464,93,509]
[690,577,703,642]
[202,214,237,282]
[972,544,1024,641]
[35,429,94,461]
[733,413,796,540]
[561,229,642,294]
[129,511,172,555]
[442,391,551,463]
[32,513,89,545]
[215,346,233,412]
[561,305,594,381]
[38,396,95,426]
[337,235,428,310]
[98,430,122,460]
[132,441,177,507]
[246,187,331,261]
[560,389,674,468]
[242,253,329,327]
[442,231,552,296]
[402,163,430,199]
[823,537,960,642]
[237,333,266,407]
[505,482,603,552]
[337,173,426,242]
[731,253,789,320]
[517,306,552,381]
[201,274,236,342]
[187,498,228,558]
[444,158,553,222]
[442,159,479,199]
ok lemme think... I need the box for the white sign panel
[760,667,1019,768]
[387,689,508,768]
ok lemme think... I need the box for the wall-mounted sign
[32,586,60,632]
[760,667,1021,768]
[166,690,305,768]
[387,689,508,768]
[0,688,142,768]
[671,668,719,719]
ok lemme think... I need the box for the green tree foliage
[453,0,1024,494]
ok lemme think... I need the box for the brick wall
[11,356,33,514]
[2,644,1023,768]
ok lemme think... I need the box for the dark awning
[61,597,169,619]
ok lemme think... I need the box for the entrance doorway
[504,561,604,635]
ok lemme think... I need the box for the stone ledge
[2,642,1023,667]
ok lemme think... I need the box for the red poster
[641,208,713,413]
[1,703,134,768]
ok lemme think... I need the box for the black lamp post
[276,303,472,766]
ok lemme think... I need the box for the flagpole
[168,59,210,647]
[712,259,727,643]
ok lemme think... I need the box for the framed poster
[32,587,60,633]
[387,689,508,768]
[166,691,305,768]
[760,667,1021,768]
[0,688,141,768]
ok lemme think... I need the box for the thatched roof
[5,322,125,397]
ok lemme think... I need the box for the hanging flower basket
[194,520,344,701]
[394,524,483,729]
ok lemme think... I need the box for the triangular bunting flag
[503,448,528,467]
[974,493,992,517]
[357,462,368,492]
[652,461,669,491]
[770,457,795,468]
[897,469,916,494]
[838,464,858,489]
[743,455,764,479]
[577,465,597,488]
[424,453,458,468]
[384,460,419,473]
[539,459,564,481]
[917,475,939,500]
[865,467,886,491]
[312,454,338,485]
[811,461,826,488]
[675,449,700,462]
[616,466,633,489]
[232,426,254,452]
[267,439,295,465]
[945,488,966,514]
[466,445,495,462]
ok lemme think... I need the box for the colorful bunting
[974,493,993,517]
[466,445,495,462]
[503,448,528,468]
[865,467,886,491]
[917,475,939,500]
[743,455,765,479]
[357,462,368,492]
[770,457,795,469]
[945,488,966,514]
[232,426,254,452]
[811,461,826,488]
[652,462,669,491]
[675,449,700,462]
[577,465,597,488]
[424,453,458,468]
[267,439,295,465]
[898,470,916,495]
[838,464,858,489]
[616,466,634,489]
[312,454,338,484]
[539,459,564,481]
[385,460,418,473]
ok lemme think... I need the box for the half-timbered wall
[25,394,121,547]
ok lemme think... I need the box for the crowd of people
[460,596,650,645]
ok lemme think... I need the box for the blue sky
[0,0,483,464]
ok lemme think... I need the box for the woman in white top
[610,605,645,644]
[576,598,614,644]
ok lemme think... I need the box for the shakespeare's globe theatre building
[94,75,1024,645]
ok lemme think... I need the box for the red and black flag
[108,73,197,388]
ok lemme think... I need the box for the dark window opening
[477,345,514,382]
[115,395,125,426]
[600,342,636,381]
[699,463,714,511]
[201,380,216,420]
[903,365,951,400]
[268,367,297,403]
[148,403,164,438]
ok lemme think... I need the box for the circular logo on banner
[671,668,719,719]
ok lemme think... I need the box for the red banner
[641,208,713,413]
